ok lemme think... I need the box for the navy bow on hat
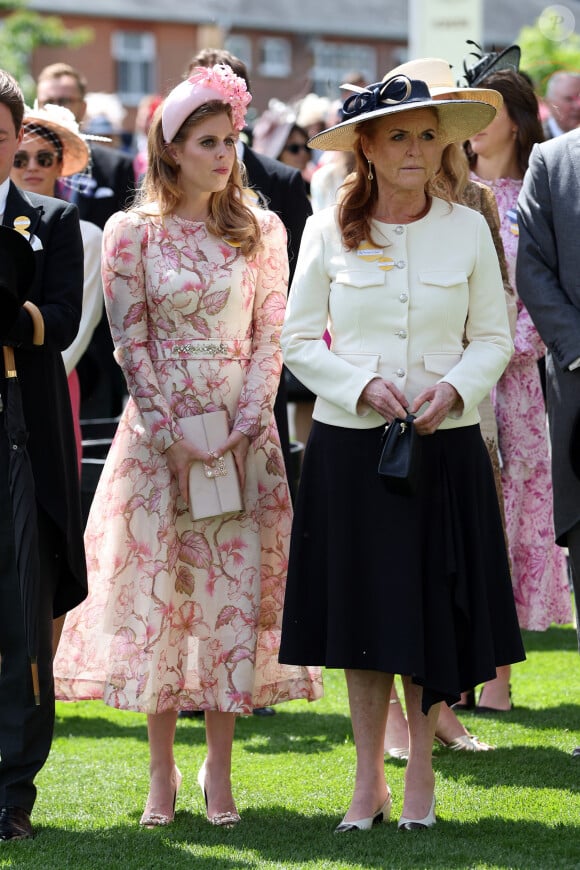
[339,76,432,122]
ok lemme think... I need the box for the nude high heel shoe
[398,795,436,831]
[197,760,241,827]
[140,766,182,828]
[334,790,392,833]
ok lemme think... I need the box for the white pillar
[408,0,483,86]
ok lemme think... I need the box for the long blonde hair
[136,101,261,258]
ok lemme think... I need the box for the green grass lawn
[1,625,578,869]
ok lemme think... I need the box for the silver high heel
[334,790,392,833]
[398,795,436,831]
[197,760,241,827]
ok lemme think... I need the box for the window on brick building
[224,35,253,73]
[112,31,156,106]
[258,37,291,77]
[311,40,376,97]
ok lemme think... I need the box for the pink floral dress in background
[54,206,322,712]
[471,173,571,631]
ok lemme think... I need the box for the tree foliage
[518,14,580,95]
[0,0,92,103]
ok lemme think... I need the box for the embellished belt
[145,338,253,361]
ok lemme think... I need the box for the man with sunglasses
[0,68,87,841]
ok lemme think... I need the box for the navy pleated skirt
[279,421,525,711]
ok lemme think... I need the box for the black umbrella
[1,226,39,704]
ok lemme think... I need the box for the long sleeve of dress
[233,211,289,442]
[102,210,182,454]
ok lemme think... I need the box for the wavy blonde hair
[338,113,455,250]
[136,101,261,258]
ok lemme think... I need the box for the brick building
[10,0,580,134]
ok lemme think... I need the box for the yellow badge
[13,215,31,239]
[356,243,395,271]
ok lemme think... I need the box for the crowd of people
[0,37,578,844]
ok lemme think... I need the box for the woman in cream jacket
[278,74,524,833]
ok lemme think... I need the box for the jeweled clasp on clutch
[204,456,228,479]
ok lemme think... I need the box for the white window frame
[111,31,156,107]
[258,37,291,78]
[224,35,253,74]
[310,40,377,97]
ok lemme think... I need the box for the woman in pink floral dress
[466,68,572,711]
[54,65,321,827]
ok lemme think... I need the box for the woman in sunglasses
[252,99,311,188]
[11,104,104,650]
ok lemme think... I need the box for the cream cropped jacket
[281,197,514,430]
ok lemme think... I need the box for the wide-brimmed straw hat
[382,58,503,112]
[22,104,90,176]
[308,76,497,152]
[0,225,36,332]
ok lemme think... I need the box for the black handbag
[377,413,421,495]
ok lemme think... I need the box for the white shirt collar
[0,177,11,221]
[547,116,565,138]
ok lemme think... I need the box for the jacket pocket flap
[423,352,463,375]
[335,269,386,289]
[419,270,467,287]
[334,352,381,371]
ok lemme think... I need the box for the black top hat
[461,41,521,87]
[0,226,36,335]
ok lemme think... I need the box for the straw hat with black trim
[382,58,503,113]
[21,104,90,177]
[308,75,497,153]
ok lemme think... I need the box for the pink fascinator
[162,64,252,143]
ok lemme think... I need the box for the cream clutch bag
[179,411,243,521]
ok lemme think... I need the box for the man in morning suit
[516,127,580,759]
[0,69,87,840]
[35,62,136,419]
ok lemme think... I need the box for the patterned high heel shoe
[197,760,241,827]
[398,796,436,831]
[334,790,392,833]
[140,766,182,828]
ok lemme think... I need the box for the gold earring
[368,160,374,181]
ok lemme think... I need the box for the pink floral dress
[54,207,322,713]
[471,173,571,630]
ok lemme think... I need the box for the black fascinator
[461,41,521,87]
